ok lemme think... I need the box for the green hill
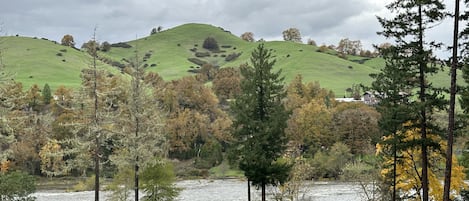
[0,36,116,91]
[100,23,381,95]
[0,23,456,95]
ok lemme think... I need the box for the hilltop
[0,23,455,95]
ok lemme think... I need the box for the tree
[376,1,447,200]
[377,125,467,200]
[202,37,219,51]
[443,0,461,200]
[100,41,111,52]
[282,28,302,43]
[140,159,180,201]
[61,34,75,47]
[231,44,290,201]
[0,171,36,201]
[240,32,254,42]
[150,28,157,35]
[331,103,381,155]
[110,44,166,201]
[42,83,52,105]
[307,39,317,46]
[337,38,362,55]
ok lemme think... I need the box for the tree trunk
[92,29,100,201]
[418,4,429,201]
[261,181,266,201]
[247,180,251,201]
[95,135,100,201]
[443,0,460,200]
[393,133,397,201]
[135,156,139,201]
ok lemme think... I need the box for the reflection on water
[34,180,364,201]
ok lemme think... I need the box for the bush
[141,160,180,201]
[221,45,232,48]
[150,64,157,67]
[202,37,219,51]
[56,52,63,56]
[195,52,210,57]
[225,52,241,62]
[0,171,36,201]
[70,175,95,192]
[59,49,67,52]
[111,61,126,68]
[100,41,111,52]
[110,42,132,48]
[195,140,223,169]
[187,58,207,66]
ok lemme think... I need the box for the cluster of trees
[367,0,469,201]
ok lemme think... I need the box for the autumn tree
[231,44,290,201]
[240,32,255,42]
[375,1,447,200]
[331,103,381,155]
[282,28,302,43]
[110,45,167,201]
[212,67,241,105]
[377,125,467,200]
[61,34,75,47]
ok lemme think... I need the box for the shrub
[150,64,157,67]
[202,37,219,51]
[187,58,207,66]
[221,45,232,48]
[195,140,223,169]
[195,52,210,57]
[56,52,63,56]
[190,48,197,52]
[71,175,95,192]
[0,171,36,201]
[110,42,132,48]
[141,160,180,201]
[100,41,111,52]
[111,61,126,68]
[225,52,241,62]
[59,49,67,52]
[62,59,66,62]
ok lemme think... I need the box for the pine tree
[375,1,447,200]
[42,83,52,105]
[443,0,462,200]
[231,44,290,201]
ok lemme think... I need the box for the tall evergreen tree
[369,45,417,200]
[443,0,461,200]
[231,44,290,201]
[376,1,447,200]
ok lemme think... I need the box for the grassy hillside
[0,36,116,91]
[101,23,381,95]
[0,23,457,96]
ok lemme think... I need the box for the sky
[0,0,458,56]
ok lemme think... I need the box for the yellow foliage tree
[377,126,467,201]
[39,139,67,177]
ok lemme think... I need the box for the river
[34,179,365,201]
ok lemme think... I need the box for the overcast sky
[0,0,458,55]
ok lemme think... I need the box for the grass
[0,36,116,91]
[0,23,459,96]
